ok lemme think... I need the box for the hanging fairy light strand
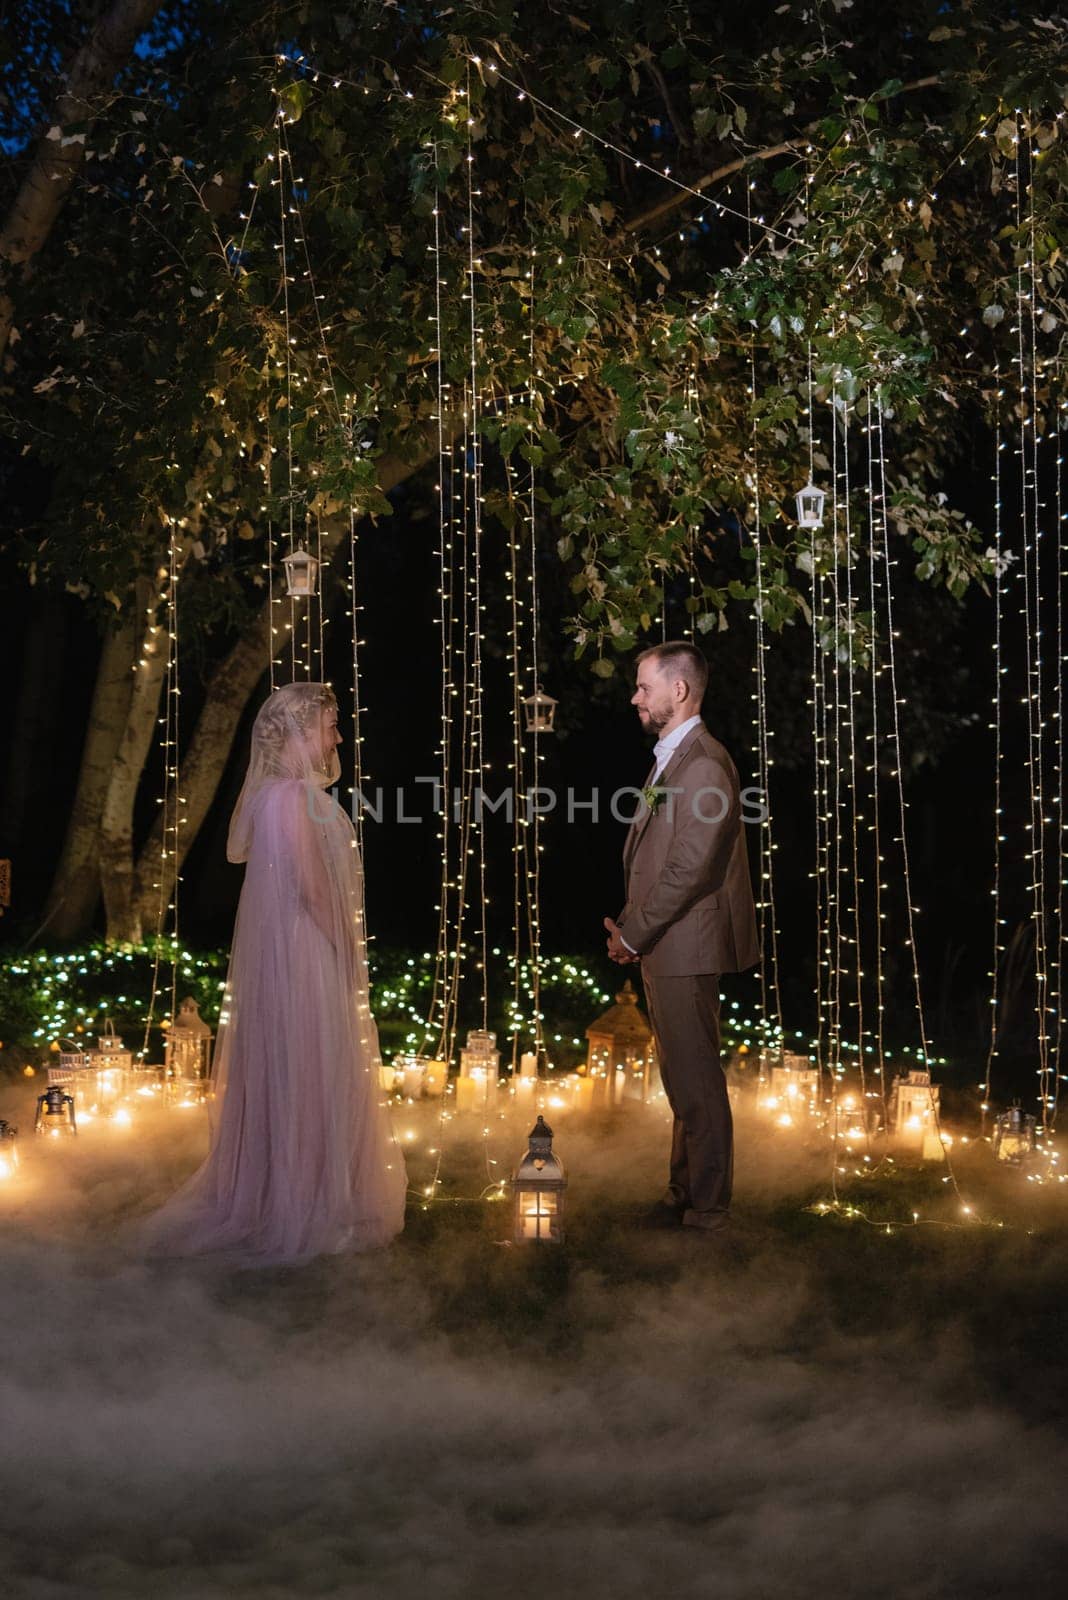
[744,186,783,1051]
[984,366,1006,1116]
[1052,404,1065,1126]
[273,111,300,680]
[523,247,549,1069]
[1015,115,1052,1128]
[464,71,491,1033]
[864,401,889,1120]
[139,527,182,1067]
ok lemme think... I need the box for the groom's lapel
[626,723,705,864]
[624,761,658,867]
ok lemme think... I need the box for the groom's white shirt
[650,715,702,782]
[620,714,703,953]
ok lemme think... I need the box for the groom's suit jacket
[618,721,759,978]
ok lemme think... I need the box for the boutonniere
[642,785,669,813]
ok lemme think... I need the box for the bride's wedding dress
[143,683,406,1266]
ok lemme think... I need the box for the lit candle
[424,1060,447,1098]
[514,1075,537,1107]
[455,1076,479,1113]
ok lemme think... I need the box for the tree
[2,0,1066,940]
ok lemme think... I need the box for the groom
[604,642,759,1233]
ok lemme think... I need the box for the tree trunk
[0,0,166,360]
[0,587,66,853]
[41,614,137,940]
[99,577,171,943]
[133,598,273,932]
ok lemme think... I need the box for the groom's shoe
[636,1201,686,1230]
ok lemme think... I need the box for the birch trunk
[42,616,136,940]
[98,577,172,943]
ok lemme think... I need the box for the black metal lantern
[282,545,318,598]
[35,1085,77,1137]
[992,1105,1037,1164]
[0,1118,18,1179]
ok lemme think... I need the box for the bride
[143,681,406,1265]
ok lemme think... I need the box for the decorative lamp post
[890,1068,943,1159]
[583,979,659,1107]
[992,1105,1037,1164]
[511,1115,566,1243]
[521,688,558,734]
[35,1085,77,1137]
[795,482,826,529]
[164,997,213,1097]
[0,1119,18,1179]
[282,546,319,599]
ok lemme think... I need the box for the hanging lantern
[583,980,659,1107]
[992,1105,1037,1164]
[282,546,318,598]
[0,1119,19,1179]
[511,1115,566,1244]
[35,1086,77,1138]
[164,997,213,1097]
[522,687,558,734]
[794,482,826,529]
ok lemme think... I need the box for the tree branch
[0,0,166,360]
[622,75,943,234]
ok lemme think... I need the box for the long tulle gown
[142,685,406,1266]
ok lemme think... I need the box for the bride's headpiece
[227,682,340,860]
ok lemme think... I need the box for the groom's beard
[639,707,672,736]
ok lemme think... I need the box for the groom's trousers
[642,972,732,1229]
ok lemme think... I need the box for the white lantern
[86,1018,133,1114]
[831,1094,876,1143]
[164,997,213,1096]
[795,482,826,529]
[992,1105,1036,1164]
[890,1068,943,1158]
[521,687,558,734]
[460,1029,500,1081]
[511,1115,566,1243]
[0,1119,19,1180]
[282,545,318,598]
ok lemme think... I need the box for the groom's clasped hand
[603,916,638,964]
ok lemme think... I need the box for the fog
[1,1077,1066,1599]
